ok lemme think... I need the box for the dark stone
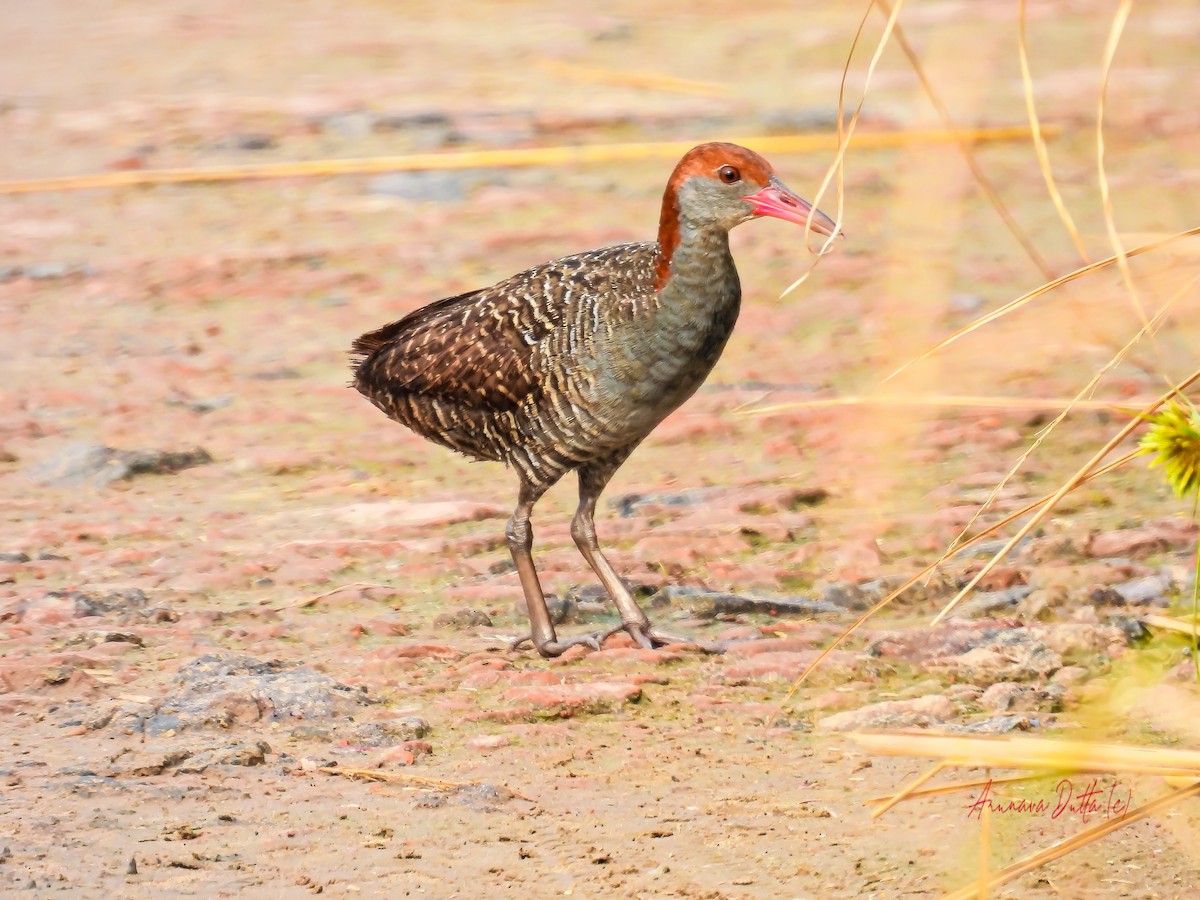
[373,111,453,131]
[1110,616,1150,643]
[951,585,1036,619]
[22,262,93,280]
[433,608,493,630]
[174,740,271,773]
[818,582,872,611]
[0,552,30,563]
[28,442,213,487]
[231,133,275,150]
[1111,574,1174,606]
[166,395,233,414]
[34,587,149,620]
[544,594,577,625]
[870,620,1062,684]
[248,367,302,380]
[659,584,842,617]
[416,782,515,812]
[114,652,372,735]
[955,715,1041,734]
[612,488,719,518]
[346,717,430,747]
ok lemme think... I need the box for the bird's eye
[717,165,740,184]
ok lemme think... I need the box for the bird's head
[660,142,839,237]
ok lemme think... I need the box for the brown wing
[351,243,661,417]
[352,286,548,413]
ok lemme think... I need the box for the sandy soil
[3,1,1200,896]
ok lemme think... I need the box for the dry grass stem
[852,732,1200,776]
[315,767,477,790]
[866,773,1043,807]
[1096,0,1153,336]
[273,581,397,612]
[877,0,1053,279]
[1017,0,1089,263]
[869,762,946,820]
[1142,614,1200,637]
[0,127,1048,196]
[781,0,906,297]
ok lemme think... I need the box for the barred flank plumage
[351,239,740,486]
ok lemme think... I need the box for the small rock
[817,582,872,611]
[466,735,510,751]
[417,782,516,812]
[1051,665,1088,686]
[18,588,153,624]
[28,442,212,487]
[1106,574,1174,606]
[979,682,1064,713]
[433,608,493,630]
[115,652,371,735]
[248,367,302,381]
[230,132,275,150]
[951,586,1035,619]
[660,585,842,618]
[1110,617,1150,643]
[612,488,719,517]
[872,621,1063,683]
[118,748,195,776]
[1016,586,1070,620]
[175,740,271,773]
[488,682,641,719]
[1030,623,1128,655]
[23,262,93,280]
[956,715,1040,734]
[166,394,233,415]
[0,552,30,563]
[945,684,984,703]
[347,717,430,747]
[373,111,456,148]
[723,650,856,682]
[818,695,956,732]
[926,638,1061,685]
[1083,519,1197,558]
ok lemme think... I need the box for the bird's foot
[602,622,723,654]
[509,631,602,658]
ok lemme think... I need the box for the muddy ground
[3,1,1200,896]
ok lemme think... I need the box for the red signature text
[965,777,1131,823]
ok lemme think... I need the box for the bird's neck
[656,219,738,305]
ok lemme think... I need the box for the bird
[351,142,837,658]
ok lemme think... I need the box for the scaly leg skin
[572,463,722,654]
[506,481,601,658]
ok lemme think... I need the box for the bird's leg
[506,481,600,659]
[572,465,715,652]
